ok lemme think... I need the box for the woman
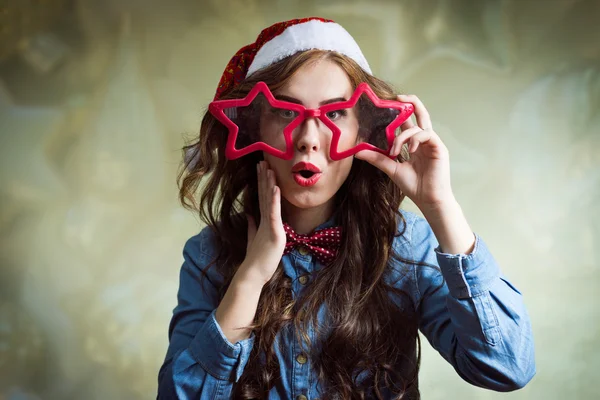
[158,17,535,399]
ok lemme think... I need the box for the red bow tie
[283,223,342,265]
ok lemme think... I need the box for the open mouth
[291,162,322,187]
[292,170,322,187]
[298,170,316,178]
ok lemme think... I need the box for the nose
[295,117,324,154]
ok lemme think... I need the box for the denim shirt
[157,209,535,399]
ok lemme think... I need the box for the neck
[282,199,335,234]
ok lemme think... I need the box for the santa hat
[214,17,372,100]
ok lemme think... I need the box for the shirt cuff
[434,233,501,299]
[188,309,255,382]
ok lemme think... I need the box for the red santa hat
[214,17,372,100]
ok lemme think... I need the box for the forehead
[276,59,353,106]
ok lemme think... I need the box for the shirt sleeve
[408,214,536,391]
[157,228,255,399]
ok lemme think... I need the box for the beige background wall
[0,0,599,399]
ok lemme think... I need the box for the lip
[293,172,322,187]
[291,162,321,173]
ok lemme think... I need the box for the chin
[282,189,332,210]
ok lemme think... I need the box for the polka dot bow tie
[283,223,342,265]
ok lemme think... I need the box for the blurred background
[0,0,599,399]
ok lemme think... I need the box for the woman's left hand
[355,94,455,210]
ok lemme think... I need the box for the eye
[276,109,298,119]
[326,109,347,121]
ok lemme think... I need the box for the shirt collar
[283,209,340,234]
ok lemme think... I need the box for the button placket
[298,246,310,256]
[292,348,310,399]
[291,288,311,399]
[296,353,308,364]
[293,251,312,293]
[298,274,309,285]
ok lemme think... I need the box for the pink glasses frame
[208,81,415,161]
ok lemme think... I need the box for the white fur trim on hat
[247,20,372,76]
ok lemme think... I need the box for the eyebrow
[274,94,348,106]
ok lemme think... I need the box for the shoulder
[183,224,220,260]
[181,224,225,287]
[184,212,248,255]
[392,208,439,256]
[388,209,442,306]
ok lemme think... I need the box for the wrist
[419,198,476,255]
[416,195,459,219]
[234,261,270,289]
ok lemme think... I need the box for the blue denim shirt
[157,209,535,399]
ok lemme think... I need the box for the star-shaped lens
[209,82,414,160]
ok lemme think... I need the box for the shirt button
[298,246,310,256]
[298,274,309,285]
[296,395,308,400]
[296,353,308,364]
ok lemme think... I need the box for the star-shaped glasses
[208,81,414,160]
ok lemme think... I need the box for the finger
[399,117,415,131]
[266,169,275,218]
[257,162,263,216]
[391,126,422,156]
[397,94,432,130]
[355,149,399,179]
[407,129,434,153]
[262,164,283,230]
[260,162,275,224]
[397,95,416,131]
[268,167,276,191]
[267,169,283,231]
[246,214,257,251]
[390,126,423,157]
[258,162,267,220]
[270,186,282,226]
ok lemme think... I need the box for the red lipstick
[291,162,322,187]
[292,162,321,173]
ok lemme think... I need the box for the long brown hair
[178,50,430,399]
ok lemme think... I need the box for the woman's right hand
[239,160,287,286]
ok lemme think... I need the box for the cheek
[331,158,354,184]
[260,124,287,150]
[338,120,360,146]
[263,154,287,182]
